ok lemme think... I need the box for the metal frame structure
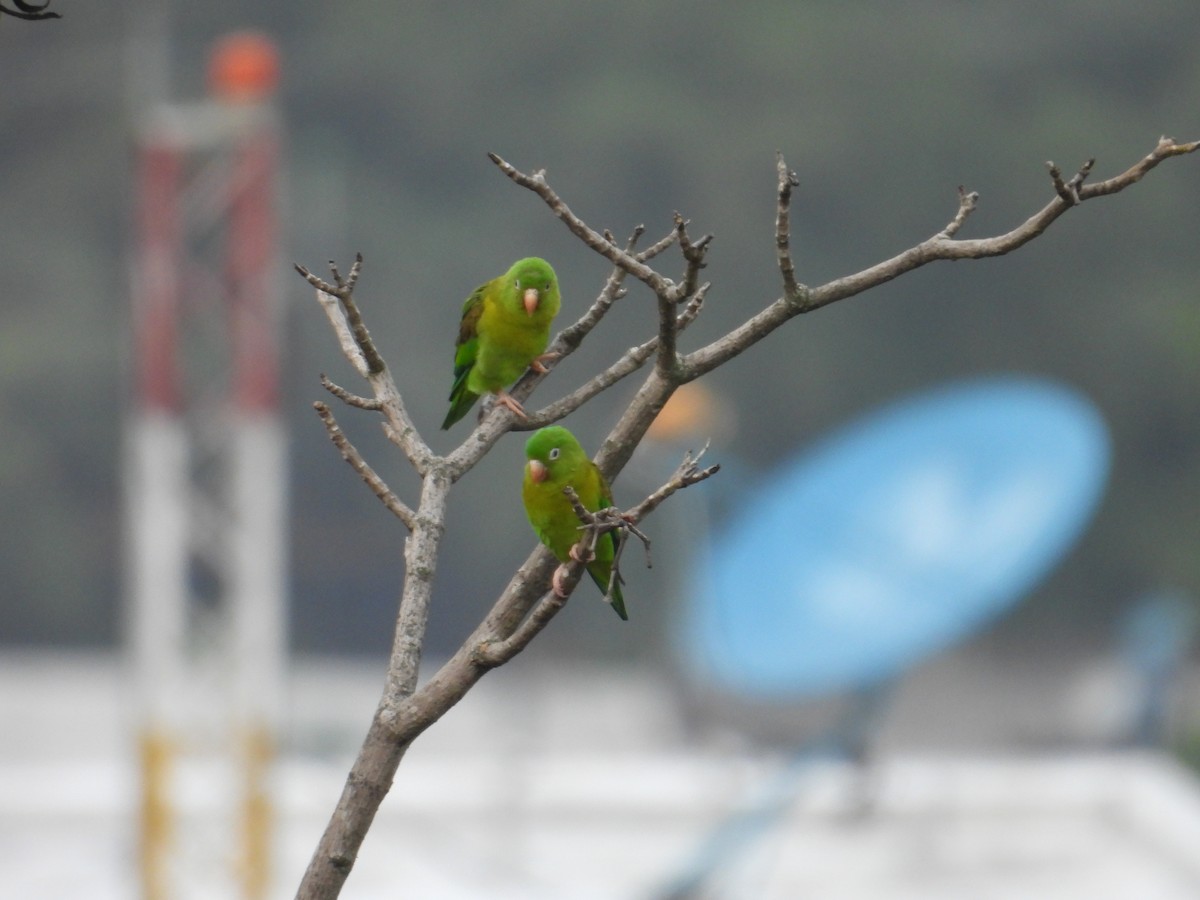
[126,87,285,900]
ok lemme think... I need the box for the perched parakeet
[441,257,561,430]
[522,426,628,620]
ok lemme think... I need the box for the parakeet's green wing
[441,285,487,429]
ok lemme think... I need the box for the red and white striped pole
[126,32,285,900]
[128,123,189,900]
[223,53,286,899]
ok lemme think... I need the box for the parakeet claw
[569,542,594,564]
[530,351,560,374]
[552,564,571,598]
[494,391,527,418]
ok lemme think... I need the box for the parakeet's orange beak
[527,459,548,483]
[523,287,539,316]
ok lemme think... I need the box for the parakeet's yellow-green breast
[441,257,561,430]
[522,426,628,620]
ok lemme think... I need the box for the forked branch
[681,135,1200,379]
[489,151,676,295]
[313,401,416,529]
[295,255,384,375]
[296,135,1197,900]
[296,256,433,473]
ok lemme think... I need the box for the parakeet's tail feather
[441,386,479,430]
[609,584,628,621]
[588,567,628,621]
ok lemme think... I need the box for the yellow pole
[238,725,275,900]
[138,729,174,900]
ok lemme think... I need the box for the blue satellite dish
[683,376,1110,700]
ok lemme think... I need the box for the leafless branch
[488,152,677,295]
[610,528,644,587]
[472,519,609,669]
[519,283,709,430]
[636,225,680,262]
[552,226,642,352]
[1078,135,1198,197]
[1047,157,1094,205]
[296,135,1197,900]
[655,293,680,377]
[296,258,434,474]
[472,586,569,669]
[563,491,653,600]
[677,284,707,329]
[934,186,980,240]
[521,337,658,428]
[627,441,721,523]
[682,136,1200,381]
[372,373,433,475]
[304,277,368,377]
[295,255,385,375]
[320,373,382,411]
[671,213,711,300]
[313,402,415,529]
[774,151,805,301]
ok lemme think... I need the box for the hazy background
[2,0,1198,670]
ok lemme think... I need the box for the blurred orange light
[208,32,280,102]
[649,381,720,442]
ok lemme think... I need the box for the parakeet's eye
[545,281,552,290]
[548,448,560,460]
[514,279,521,289]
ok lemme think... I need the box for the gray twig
[313,401,415,529]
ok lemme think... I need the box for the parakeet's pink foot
[493,390,527,418]
[530,351,560,374]
[569,542,595,564]
[552,564,571,598]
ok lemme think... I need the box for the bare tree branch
[320,373,382,411]
[305,279,368,377]
[297,258,434,474]
[314,401,415,529]
[1076,135,1198,198]
[650,213,709,377]
[1047,157,1094,205]
[295,255,384,374]
[521,337,658,428]
[934,186,980,240]
[671,213,712,302]
[472,586,568,669]
[774,151,805,301]
[682,136,1200,381]
[626,441,721,523]
[519,283,709,430]
[636,224,681,262]
[488,151,677,295]
[655,292,681,377]
[296,135,1197,900]
[372,374,433,475]
[552,226,642,352]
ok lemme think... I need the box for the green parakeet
[522,426,628,621]
[441,257,561,430]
